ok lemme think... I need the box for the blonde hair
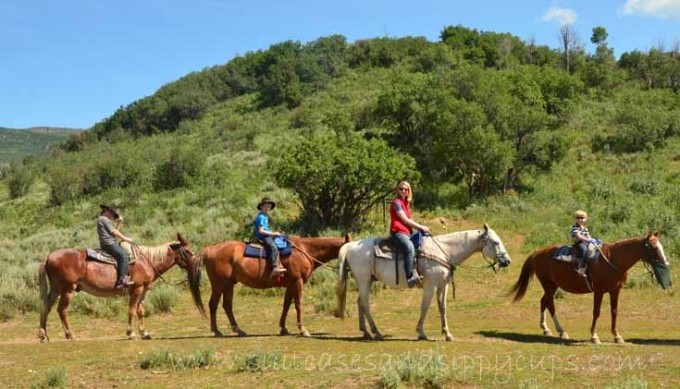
[574,210,588,219]
[396,181,413,203]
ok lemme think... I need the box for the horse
[38,233,195,342]
[336,224,511,341]
[188,234,351,337]
[509,231,670,344]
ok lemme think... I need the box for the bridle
[132,243,193,285]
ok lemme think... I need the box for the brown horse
[38,233,195,342]
[188,234,351,337]
[510,232,669,344]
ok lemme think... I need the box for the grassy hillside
[0,127,81,164]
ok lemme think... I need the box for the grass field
[1,224,678,388]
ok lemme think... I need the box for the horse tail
[187,251,206,317]
[509,253,536,303]
[38,259,51,341]
[336,244,350,320]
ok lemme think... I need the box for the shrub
[146,284,181,314]
[7,164,34,199]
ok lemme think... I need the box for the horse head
[643,231,671,289]
[481,224,511,268]
[169,232,194,271]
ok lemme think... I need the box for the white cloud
[542,7,578,26]
[622,0,680,19]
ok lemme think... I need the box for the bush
[146,284,181,314]
[7,164,35,199]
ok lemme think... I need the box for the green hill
[0,127,81,163]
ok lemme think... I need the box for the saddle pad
[85,248,136,265]
[243,243,293,259]
[373,238,396,260]
[554,245,574,262]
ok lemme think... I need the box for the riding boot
[576,257,587,277]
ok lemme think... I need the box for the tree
[559,24,580,73]
[271,132,417,229]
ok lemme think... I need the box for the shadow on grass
[627,338,680,346]
[476,330,578,345]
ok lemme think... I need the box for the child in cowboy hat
[253,197,286,278]
[98,204,136,288]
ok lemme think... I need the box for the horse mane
[122,241,176,263]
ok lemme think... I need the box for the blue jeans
[261,237,279,268]
[101,243,129,284]
[391,232,415,279]
[575,242,588,267]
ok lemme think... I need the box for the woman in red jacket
[390,181,430,287]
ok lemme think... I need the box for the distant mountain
[0,127,82,163]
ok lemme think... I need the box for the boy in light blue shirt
[254,197,286,278]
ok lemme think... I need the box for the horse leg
[279,286,294,336]
[610,290,624,344]
[223,281,246,337]
[208,284,223,336]
[357,280,382,340]
[137,297,152,340]
[39,288,59,342]
[590,292,604,344]
[539,293,552,336]
[292,280,310,337]
[437,284,454,341]
[543,287,569,339]
[127,291,144,340]
[415,283,436,341]
[56,290,75,340]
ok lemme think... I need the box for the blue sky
[2,0,680,129]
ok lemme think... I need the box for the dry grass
[1,222,678,388]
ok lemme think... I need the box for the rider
[97,204,135,288]
[390,181,431,288]
[254,197,286,278]
[571,209,592,277]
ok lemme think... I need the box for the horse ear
[483,223,490,232]
[647,230,654,238]
[176,232,187,246]
[344,232,352,243]
[654,230,660,237]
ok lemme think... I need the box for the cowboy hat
[99,204,120,219]
[257,197,276,210]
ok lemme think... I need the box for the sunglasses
[576,217,586,220]
[398,187,409,191]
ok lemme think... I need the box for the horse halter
[643,237,667,265]
[480,230,510,270]
[175,245,193,269]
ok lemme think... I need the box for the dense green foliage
[0,127,78,165]
[2,25,680,320]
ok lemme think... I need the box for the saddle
[85,242,137,267]
[554,241,601,263]
[373,232,425,260]
[243,240,293,259]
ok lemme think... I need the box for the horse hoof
[301,330,311,338]
[417,334,428,341]
[362,333,372,341]
[543,330,553,336]
[560,332,570,340]
[142,333,152,340]
[614,336,625,344]
[445,334,454,342]
[373,334,384,341]
[213,331,224,338]
[236,330,248,337]
[591,336,601,345]
[280,328,291,336]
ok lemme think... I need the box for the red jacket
[389,197,412,234]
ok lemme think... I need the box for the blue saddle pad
[244,243,292,258]
[554,245,573,262]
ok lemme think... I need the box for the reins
[429,233,500,273]
[290,242,338,274]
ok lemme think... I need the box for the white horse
[337,224,511,341]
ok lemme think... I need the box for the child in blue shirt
[571,210,592,277]
[254,197,286,278]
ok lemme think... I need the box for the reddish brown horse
[510,232,669,344]
[188,234,351,337]
[38,233,195,342]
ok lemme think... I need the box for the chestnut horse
[188,234,351,337]
[38,233,195,342]
[510,232,669,344]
